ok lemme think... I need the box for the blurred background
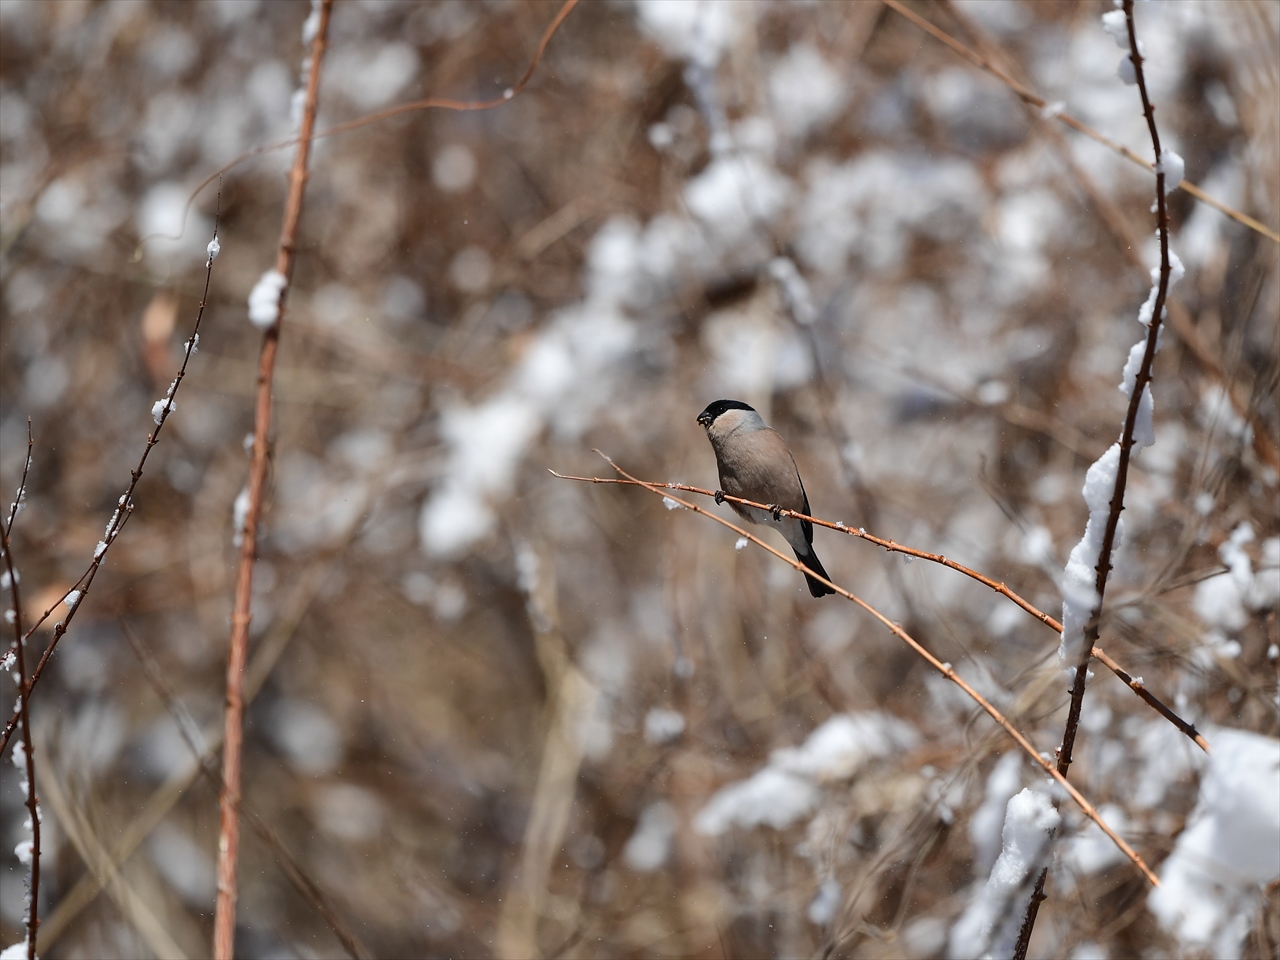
[1,1,1277,957]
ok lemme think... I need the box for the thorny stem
[2,424,40,959]
[213,4,332,957]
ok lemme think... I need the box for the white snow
[268,699,343,776]
[1156,148,1185,193]
[949,787,1061,959]
[432,143,477,193]
[1192,522,1273,636]
[970,752,1024,872]
[683,153,791,249]
[151,398,172,426]
[326,42,419,111]
[643,707,686,744]
[635,0,741,67]
[1118,339,1155,449]
[1149,728,1280,958]
[623,800,677,871]
[768,43,845,140]
[1100,9,1128,48]
[694,713,920,835]
[248,269,287,329]
[1059,443,1122,667]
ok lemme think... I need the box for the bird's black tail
[796,548,836,598]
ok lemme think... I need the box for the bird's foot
[769,504,783,521]
[714,490,726,505]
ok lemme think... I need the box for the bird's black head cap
[697,399,756,426]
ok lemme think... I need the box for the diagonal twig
[0,211,220,758]
[556,455,1159,887]
[552,472,1209,754]
[1058,0,1175,780]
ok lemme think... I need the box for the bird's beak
[696,413,710,426]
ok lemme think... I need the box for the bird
[696,399,835,598]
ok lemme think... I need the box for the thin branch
[175,0,580,244]
[1018,2,1178,949]
[1059,0,1174,780]
[2,424,40,959]
[551,472,1209,754]
[1,204,221,758]
[1011,867,1048,960]
[213,4,332,957]
[560,455,1159,887]
[879,0,1279,245]
[1091,645,1209,752]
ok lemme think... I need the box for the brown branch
[551,472,1209,754]
[1091,646,1209,752]
[0,203,220,757]
[176,0,580,241]
[1,424,40,959]
[1017,2,1178,949]
[1059,0,1174,779]
[879,0,1280,245]
[557,456,1159,888]
[213,4,332,957]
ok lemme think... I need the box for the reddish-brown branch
[556,458,1159,887]
[213,4,333,957]
[552,472,1209,754]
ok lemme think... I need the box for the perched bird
[696,399,835,598]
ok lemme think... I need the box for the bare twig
[1018,2,1179,949]
[557,456,1159,887]
[176,0,580,241]
[213,4,332,957]
[551,472,1209,754]
[1,206,221,758]
[2,424,41,959]
[1059,0,1174,780]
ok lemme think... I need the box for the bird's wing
[798,476,814,547]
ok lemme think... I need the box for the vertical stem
[2,429,39,959]
[212,4,332,957]
[1057,0,1170,781]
